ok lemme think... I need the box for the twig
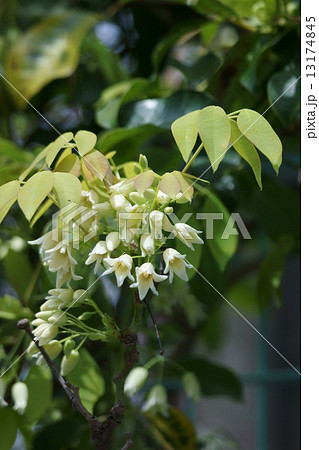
[143,297,165,356]
[121,432,134,450]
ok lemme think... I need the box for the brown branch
[121,432,134,450]
[17,318,138,450]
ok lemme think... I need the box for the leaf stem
[182,143,204,173]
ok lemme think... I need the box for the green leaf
[145,405,196,450]
[25,365,53,423]
[45,132,74,167]
[0,180,20,223]
[53,172,82,208]
[0,138,31,163]
[198,106,231,172]
[5,12,96,105]
[18,171,55,220]
[230,119,262,189]
[237,109,282,174]
[19,147,49,181]
[0,294,32,321]
[74,130,97,156]
[4,251,34,300]
[67,349,105,413]
[134,170,155,194]
[267,62,301,127]
[159,172,182,198]
[30,198,53,227]
[171,110,200,162]
[119,90,214,130]
[179,357,243,400]
[197,185,238,271]
[0,409,18,450]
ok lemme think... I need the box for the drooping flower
[60,350,80,376]
[85,232,121,273]
[149,210,173,239]
[103,254,134,287]
[32,323,59,346]
[11,382,28,414]
[163,248,192,283]
[124,367,149,397]
[142,385,169,417]
[140,233,155,257]
[173,223,203,250]
[41,288,74,311]
[130,262,167,300]
[182,372,201,402]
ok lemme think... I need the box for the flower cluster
[27,155,203,374]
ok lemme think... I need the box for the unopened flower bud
[37,340,62,365]
[61,350,80,376]
[27,341,39,356]
[73,289,87,303]
[35,311,53,321]
[34,324,59,346]
[124,367,149,396]
[182,372,201,402]
[92,202,113,216]
[139,154,148,171]
[144,189,155,201]
[133,163,141,174]
[110,194,126,211]
[105,232,121,252]
[64,339,75,358]
[48,310,67,326]
[12,382,28,414]
[129,192,146,205]
[164,206,174,214]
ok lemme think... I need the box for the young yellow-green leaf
[54,153,81,176]
[172,171,194,203]
[24,365,52,423]
[159,172,182,198]
[18,171,54,221]
[134,170,155,194]
[53,172,82,208]
[171,110,200,162]
[46,132,74,167]
[237,109,282,174]
[30,198,53,227]
[19,146,49,181]
[0,180,21,223]
[198,106,231,172]
[84,150,113,184]
[230,120,262,189]
[74,130,97,156]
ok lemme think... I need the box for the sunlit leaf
[134,170,155,194]
[159,173,181,198]
[237,109,282,174]
[172,171,194,203]
[5,12,97,105]
[230,120,262,189]
[53,172,82,208]
[19,147,49,181]
[198,106,231,172]
[18,171,55,220]
[30,198,53,227]
[0,180,20,223]
[74,130,97,156]
[0,138,31,163]
[171,110,200,162]
[46,132,74,167]
[84,150,113,185]
[54,153,81,176]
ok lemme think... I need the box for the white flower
[163,248,192,283]
[85,240,108,273]
[103,254,134,287]
[140,234,155,257]
[173,223,204,250]
[80,190,99,206]
[36,340,62,366]
[105,232,120,252]
[182,372,201,402]
[149,210,173,239]
[156,190,170,204]
[124,367,149,396]
[12,382,28,414]
[110,194,127,211]
[28,230,58,255]
[33,323,58,346]
[41,288,74,311]
[130,262,167,300]
[142,385,169,417]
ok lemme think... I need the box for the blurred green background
[0,1,300,449]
